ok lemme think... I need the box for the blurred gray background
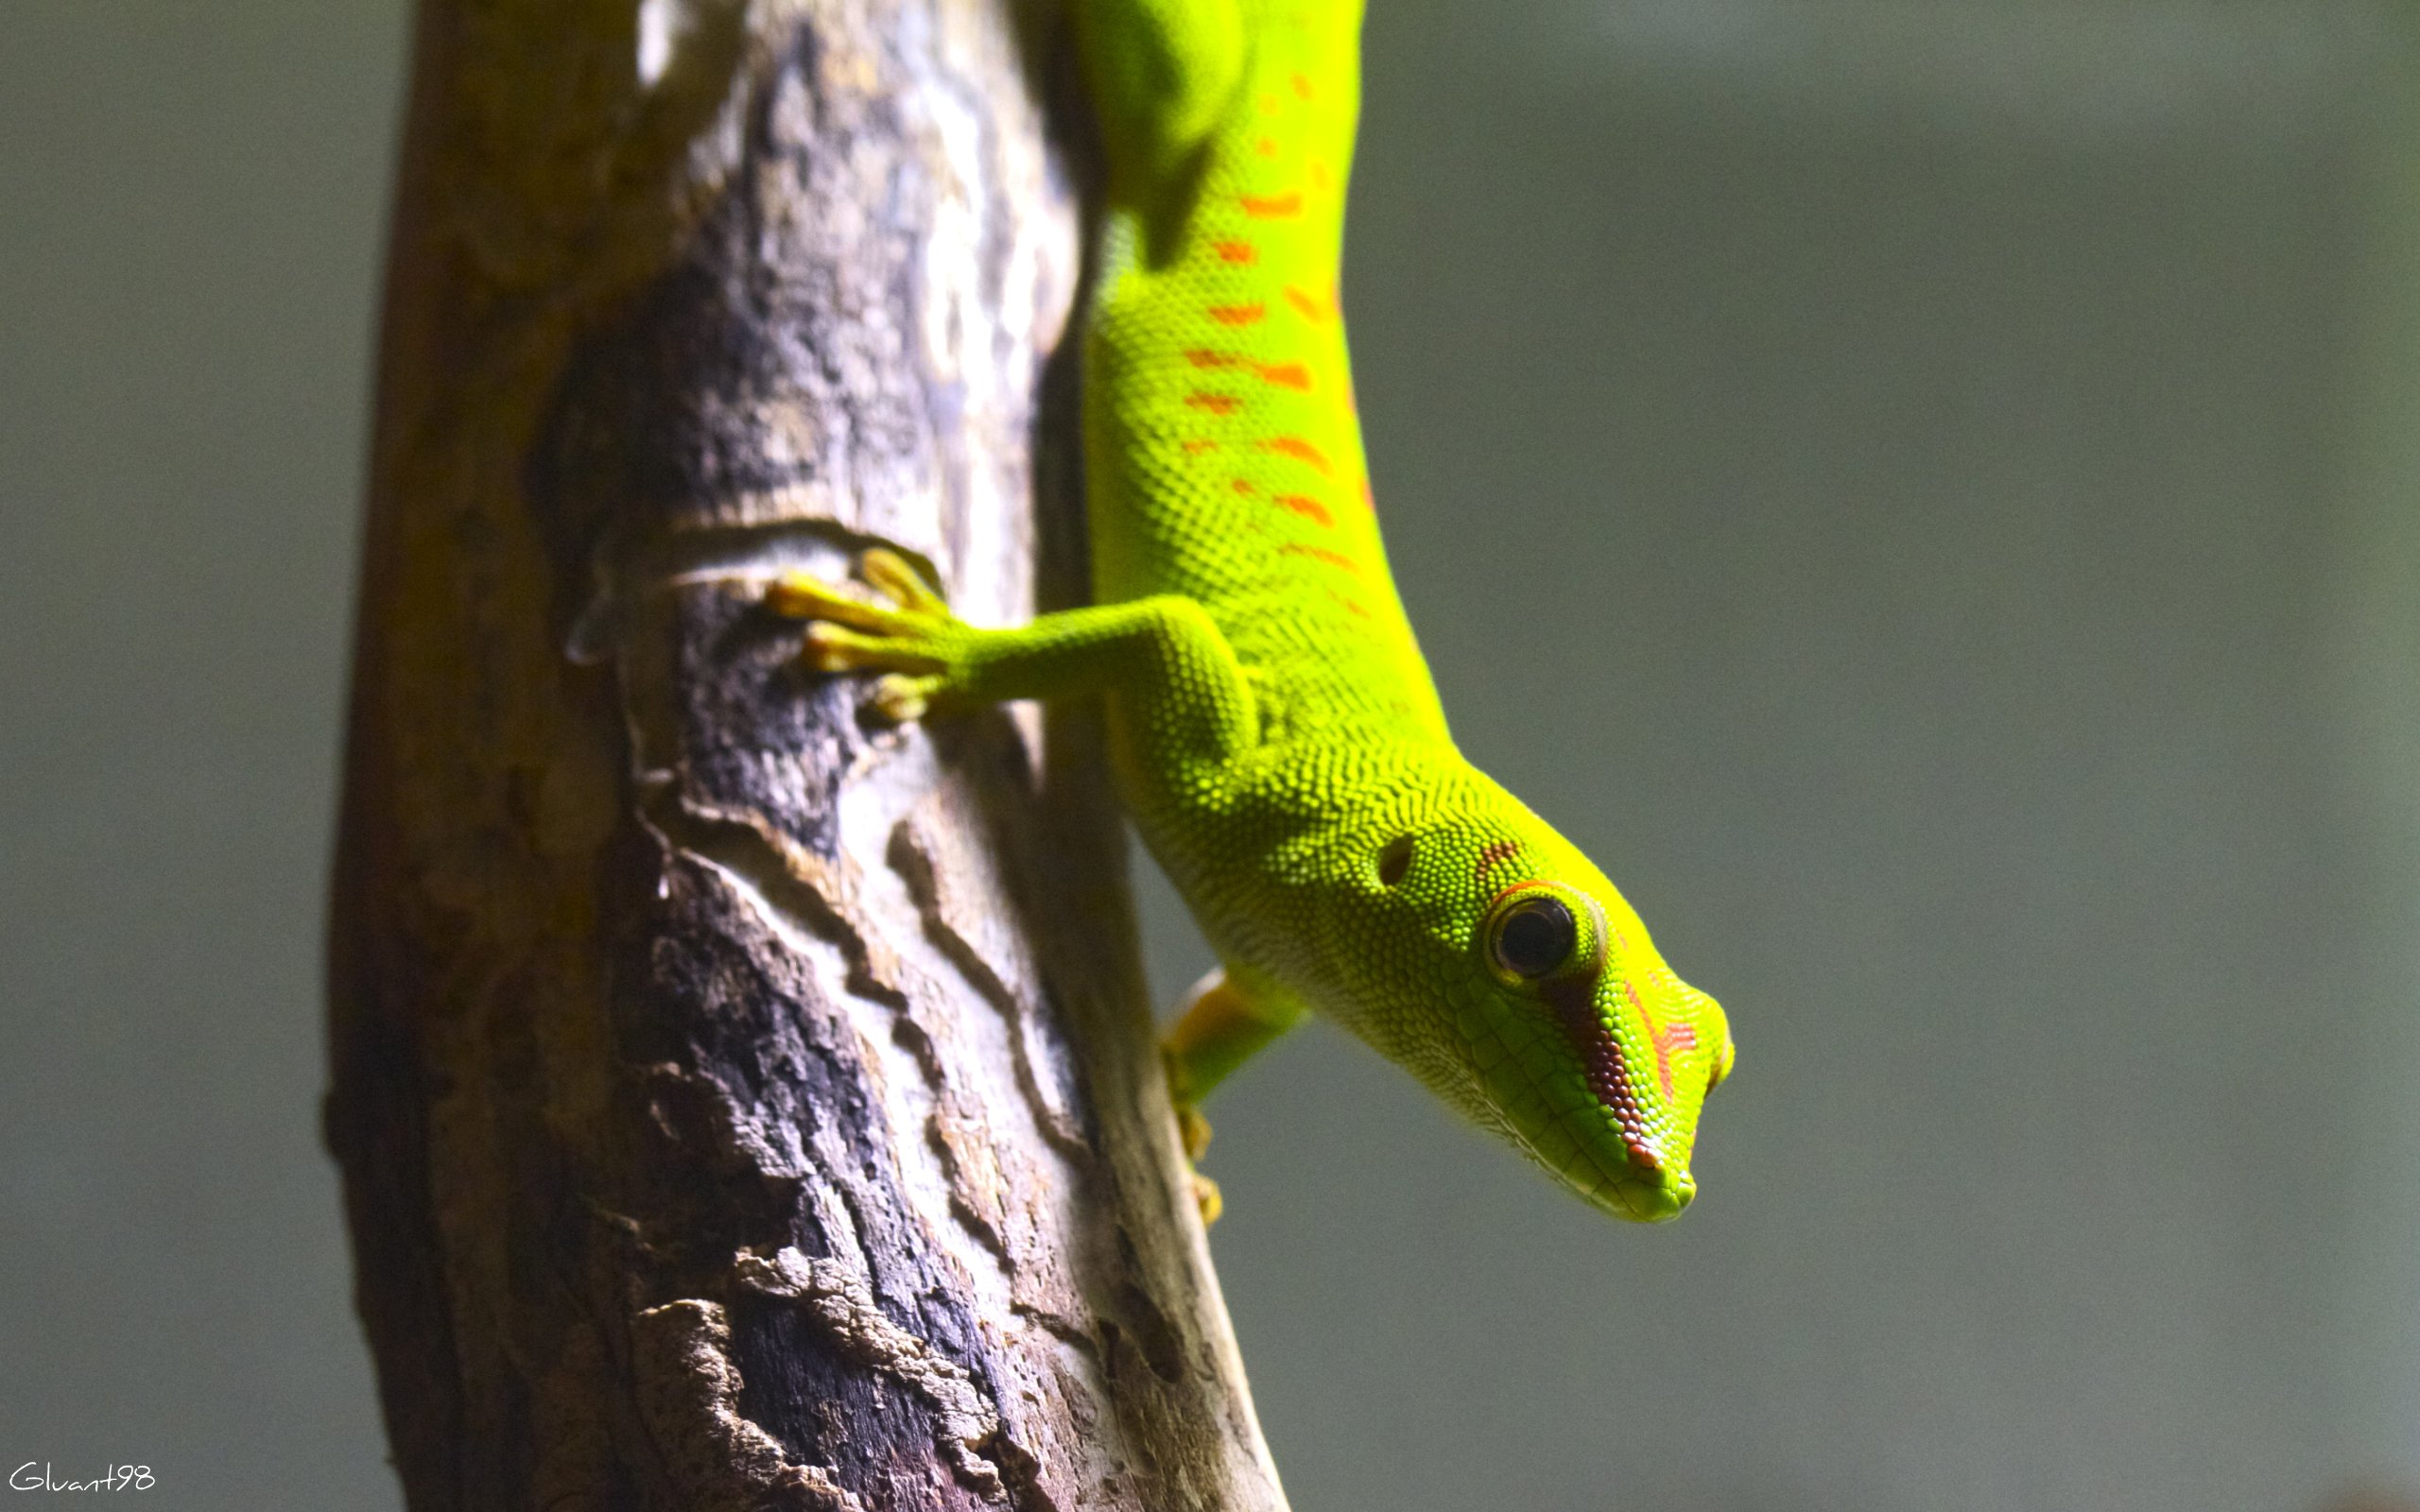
[5,1,2416,1508]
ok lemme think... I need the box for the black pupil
[1497,900,1576,977]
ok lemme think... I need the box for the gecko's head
[1348,798,1734,1223]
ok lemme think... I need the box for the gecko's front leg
[768,549,1257,767]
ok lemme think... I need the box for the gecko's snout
[1643,1169,1696,1221]
[1605,1167,1695,1224]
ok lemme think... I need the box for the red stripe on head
[1207,303,1266,326]
[1271,493,1332,526]
[1474,839,1520,887]
[1185,393,1239,415]
[1239,192,1304,218]
[1258,362,1312,391]
[1214,240,1258,265]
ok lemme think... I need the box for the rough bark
[324,2,1288,1508]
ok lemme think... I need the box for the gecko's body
[774,0,1732,1222]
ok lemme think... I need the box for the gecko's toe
[1189,1171,1224,1227]
[801,623,947,678]
[870,673,937,722]
[859,548,948,616]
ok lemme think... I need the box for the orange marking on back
[1185,393,1240,415]
[1258,362,1312,391]
[1281,542,1359,574]
[1284,286,1328,322]
[1361,478,1376,509]
[1309,162,1331,193]
[1184,349,1244,369]
[1261,436,1331,474]
[1271,493,1333,526]
[1231,478,1256,496]
[1239,192,1303,218]
[1256,137,1279,157]
[1181,438,1219,455]
[1326,589,1374,620]
[1207,302,1266,326]
[1292,72,1314,99]
[1214,240,1258,265]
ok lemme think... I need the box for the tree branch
[326,2,1286,1506]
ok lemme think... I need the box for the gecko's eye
[1492,897,1577,978]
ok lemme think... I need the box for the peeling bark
[325,2,1288,1507]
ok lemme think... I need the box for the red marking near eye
[1207,303,1265,326]
[1292,72,1314,99]
[1185,393,1239,415]
[1474,840,1520,887]
[1271,493,1331,526]
[1259,362,1312,391]
[1261,436,1330,473]
[1181,438,1219,455]
[1281,542,1358,573]
[1540,972,1660,1170]
[1239,192,1303,218]
[1214,240,1257,265]
[1622,979,1681,1099]
[1185,349,1243,369]
[1593,912,1695,1100]
[1284,286,1329,322]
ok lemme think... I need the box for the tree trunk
[324,2,1288,1507]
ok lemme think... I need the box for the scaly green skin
[770,0,1734,1222]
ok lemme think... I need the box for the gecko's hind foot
[1189,1171,1224,1227]
[767,550,966,720]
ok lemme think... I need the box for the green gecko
[769,0,1732,1223]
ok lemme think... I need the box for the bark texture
[325,2,1288,1507]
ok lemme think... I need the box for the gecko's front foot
[766,549,967,720]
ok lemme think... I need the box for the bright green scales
[772,0,1733,1223]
